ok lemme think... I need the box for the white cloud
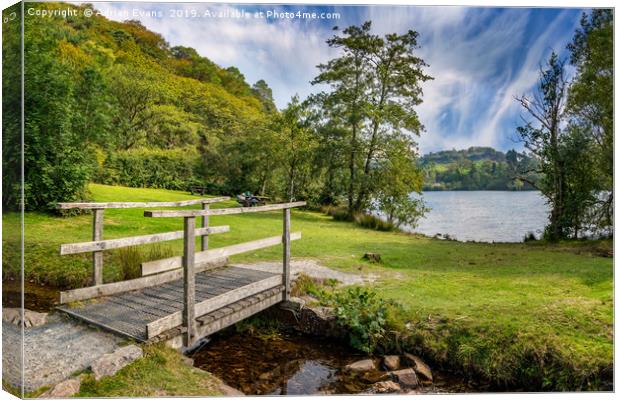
[90,2,582,153]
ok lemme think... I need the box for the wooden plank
[194,288,283,339]
[144,201,306,218]
[146,275,282,338]
[201,203,209,251]
[283,208,291,301]
[57,197,229,210]
[59,257,228,304]
[93,209,104,286]
[183,217,196,347]
[141,232,301,276]
[60,226,229,255]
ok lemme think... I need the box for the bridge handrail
[57,196,229,209]
[57,197,230,286]
[143,200,306,346]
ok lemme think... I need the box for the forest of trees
[1,3,613,239]
[421,147,540,191]
[2,3,432,227]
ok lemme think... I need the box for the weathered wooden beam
[146,275,282,338]
[144,201,306,218]
[58,257,228,304]
[57,197,229,210]
[141,232,302,276]
[60,226,229,255]
[201,203,209,251]
[160,288,284,349]
[283,208,291,301]
[93,209,104,286]
[183,217,196,347]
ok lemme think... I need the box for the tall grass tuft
[322,205,395,231]
[117,244,174,281]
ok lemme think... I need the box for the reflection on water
[2,280,59,312]
[191,330,477,395]
[407,191,549,243]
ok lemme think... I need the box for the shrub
[328,287,389,354]
[353,213,395,231]
[97,147,201,190]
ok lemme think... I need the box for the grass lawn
[77,344,222,397]
[2,183,613,391]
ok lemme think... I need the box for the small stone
[391,368,419,388]
[218,382,245,396]
[360,370,391,384]
[383,355,400,371]
[404,353,433,382]
[180,355,194,367]
[43,378,81,397]
[372,380,401,393]
[91,345,143,380]
[345,359,375,372]
[3,308,48,328]
[363,253,382,263]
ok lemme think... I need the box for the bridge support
[183,216,196,347]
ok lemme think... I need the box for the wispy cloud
[91,2,584,153]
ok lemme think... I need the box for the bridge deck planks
[57,266,280,342]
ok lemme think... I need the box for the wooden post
[183,216,196,347]
[92,209,104,285]
[201,203,209,251]
[282,208,291,301]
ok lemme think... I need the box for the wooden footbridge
[55,198,305,348]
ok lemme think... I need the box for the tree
[276,96,318,201]
[515,52,570,240]
[312,22,373,212]
[375,136,427,228]
[252,80,277,113]
[567,9,613,231]
[313,21,432,215]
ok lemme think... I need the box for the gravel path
[232,258,377,285]
[2,313,122,392]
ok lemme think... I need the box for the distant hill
[420,147,540,191]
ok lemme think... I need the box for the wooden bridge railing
[57,197,229,286]
[144,201,306,346]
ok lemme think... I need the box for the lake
[404,191,549,243]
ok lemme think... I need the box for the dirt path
[2,313,122,392]
[232,258,377,285]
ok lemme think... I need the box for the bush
[97,147,201,190]
[328,287,389,354]
[353,213,395,231]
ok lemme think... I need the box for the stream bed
[191,330,476,395]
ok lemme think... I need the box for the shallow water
[2,280,59,312]
[191,330,476,395]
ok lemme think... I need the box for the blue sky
[90,2,585,153]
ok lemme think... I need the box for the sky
[87,2,585,153]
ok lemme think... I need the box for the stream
[2,280,59,312]
[191,330,477,395]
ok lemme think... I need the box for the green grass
[76,344,222,397]
[2,183,613,391]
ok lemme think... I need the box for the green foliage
[98,148,201,190]
[329,287,389,354]
[116,244,173,281]
[421,147,540,191]
[312,21,432,213]
[352,213,395,231]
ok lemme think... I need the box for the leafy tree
[313,21,431,216]
[567,9,613,231]
[252,80,277,113]
[515,52,570,240]
[375,136,427,228]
